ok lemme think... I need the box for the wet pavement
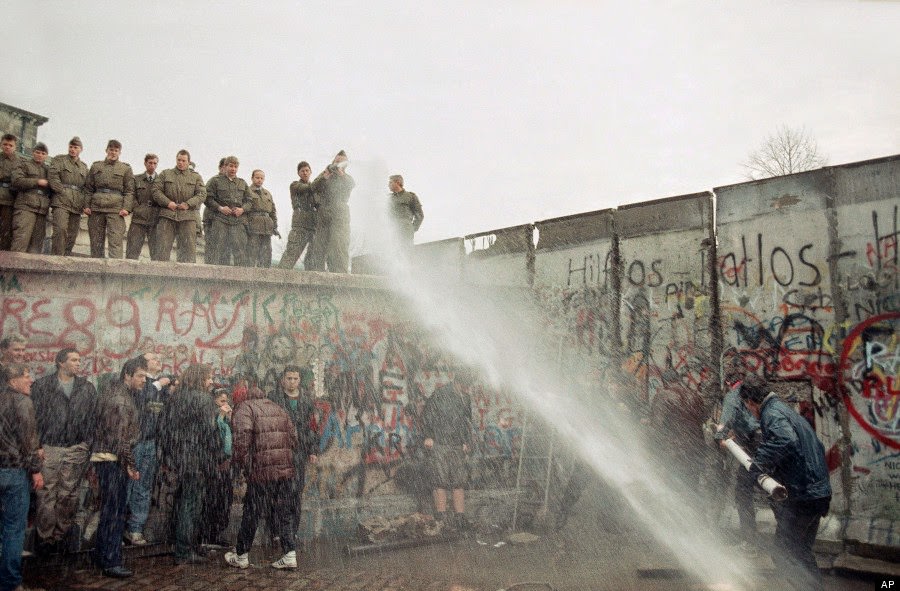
[21,481,888,591]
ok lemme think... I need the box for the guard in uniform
[151,149,205,263]
[388,174,424,245]
[205,155,253,266]
[10,142,51,253]
[0,134,22,251]
[245,169,278,268]
[48,137,88,256]
[126,154,160,260]
[84,140,135,259]
[277,161,317,270]
[308,150,354,273]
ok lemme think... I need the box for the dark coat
[31,372,98,447]
[93,380,140,469]
[233,387,297,483]
[422,382,473,447]
[159,388,222,478]
[0,387,42,473]
[754,394,832,501]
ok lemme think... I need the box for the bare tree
[743,125,828,180]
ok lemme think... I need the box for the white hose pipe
[722,438,788,501]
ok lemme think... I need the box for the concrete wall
[0,102,48,155]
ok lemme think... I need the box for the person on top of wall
[10,142,51,254]
[125,153,161,260]
[388,174,424,246]
[277,160,317,270]
[307,150,354,273]
[151,149,206,263]
[47,137,88,256]
[245,169,279,268]
[0,133,23,251]
[204,155,254,267]
[84,139,135,259]
[740,374,831,591]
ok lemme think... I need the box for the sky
[3,0,899,256]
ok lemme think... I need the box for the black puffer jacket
[159,388,222,478]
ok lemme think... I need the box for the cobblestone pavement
[21,481,884,591]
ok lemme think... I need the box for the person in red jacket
[225,381,298,570]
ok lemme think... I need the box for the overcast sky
[3,1,898,253]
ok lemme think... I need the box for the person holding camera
[307,150,354,273]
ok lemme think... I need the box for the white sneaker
[123,531,147,546]
[271,550,297,569]
[224,551,249,569]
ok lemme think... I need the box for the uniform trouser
[202,222,213,263]
[208,219,248,266]
[236,480,295,556]
[308,208,349,272]
[278,226,314,269]
[87,212,126,258]
[51,207,82,256]
[173,473,204,559]
[35,442,90,543]
[93,461,128,569]
[0,468,30,591]
[247,234,272,267]
[771,496,830,591]
[126,221,158,260]
[0,204,14,250]
[199,466,233,544]
[153,218,196,263]
[125,440,157,534]
[10,209,46,253]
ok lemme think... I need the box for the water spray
[722,439,788,501]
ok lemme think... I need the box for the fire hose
[722,438,788,501]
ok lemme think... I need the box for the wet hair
[106,139,122,150]
[297,161,310,173]
[177,149,191,161]
[2,363,29,382]
[1,333,26,350]
[145,153,158,162]
[223,156,239,166]
[739,374,769,404]
[180,363,213,392]
[55,347,78,368]
[120,355,148,381]
[282,365,302,377]
[251,169,264,178]
[389,174,404,187]
[1,133,18,143]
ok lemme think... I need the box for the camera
[327,160,349,173]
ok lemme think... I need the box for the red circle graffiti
[840,312,900,450]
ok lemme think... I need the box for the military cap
[69,136,83,147]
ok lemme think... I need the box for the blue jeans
[126,440,157,534]
[0,468,30,591]
[93,462,128,569]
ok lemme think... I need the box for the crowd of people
[0,333,323,587]
[0,134,425,271]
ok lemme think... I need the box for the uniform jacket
[153,167,205,222]
[11,158,51,215]
[246,186,278,236]
[422,382,473,447]
[389,190,424,233]
[0,386,42,474]
[93,380,140,469]
[48,154,88,213]
[131,172,160,227]
[0,152,22,206]
[232,386,297,483]
[311,172,354,213]
[159,388,222,477]
[31,372,99,448]
[205,175,254,225]
[754,393,832,501]
[289,180,317,230]
[85,159,136,213]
